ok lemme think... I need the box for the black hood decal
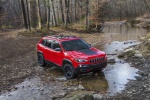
[77,49,97,55]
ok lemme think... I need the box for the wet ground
[0,23,148,99]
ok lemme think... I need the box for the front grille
[90,57,105,63]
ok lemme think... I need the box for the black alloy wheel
[38,53,46,67]
[63,64,76,79]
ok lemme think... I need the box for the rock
[124,48,134,52]
[148,39,150,44]
[53,90,66,99]
[63,94,94,100]
[140,37,146,41]
[134,76,142,80]
[107,57,116,63]
[78,84,85,90]
[93,94,102,100]
[135,50,140,54]
[134,54,143,58]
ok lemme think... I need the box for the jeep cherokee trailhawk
[37,35,107,79]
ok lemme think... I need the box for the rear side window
[41,39,46,45]
[43,39,53,48]
[52,42,60,50]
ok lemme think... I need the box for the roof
[43,35,79,42]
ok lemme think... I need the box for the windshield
[62,39,90,51]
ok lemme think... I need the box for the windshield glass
[62,39,90,51]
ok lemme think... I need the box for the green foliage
[147,45,150,50]
[1,25,14,29]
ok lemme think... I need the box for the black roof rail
[51,35,77,39]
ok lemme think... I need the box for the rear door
[51,41,64,66]
[42,39,53,61]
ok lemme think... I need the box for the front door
[51,41,64,67]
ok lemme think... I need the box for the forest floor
[0,28,150,99]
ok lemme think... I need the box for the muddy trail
[0,23,149,100]
[0,29,40,93]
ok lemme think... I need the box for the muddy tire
[63,64,76,79]
[37,53,46,67]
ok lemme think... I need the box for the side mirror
[55,48,62,52]
[89,44,92,47]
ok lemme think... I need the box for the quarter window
[45,40,53,48]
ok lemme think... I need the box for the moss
[18,28,56,37]
[148,45,150,51]
[118,50,135,58]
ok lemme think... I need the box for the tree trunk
[20,0,28,29]
[46,0,50,29]
[60,0,65,23]
[74,0,77,22]
[29,0,38,28]
[26,0,31,31]
[65,0,70,27]
[51,0,57,26]
[36,0,42,29]
[85,0,89,30]
[57,2,60,25]
[144,0,150,13]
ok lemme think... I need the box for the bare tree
[0,0,3,28]
[60,0,65,23]
[144,0,150,13]
[21,0,28,29]
[85,0,89,30]
[65,0,70,27]
[26,0,31,31]
[36,0,42,29]
[46,0,50,29]
[51,0,57,26]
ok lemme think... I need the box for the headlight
[74,58,88,63]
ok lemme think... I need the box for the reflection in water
[101,40,140,96]
[103,24,147,42]
[104,63,139,96]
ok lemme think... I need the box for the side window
[45,40,52,48]
[52,42,60,50]
[41,39,46,45]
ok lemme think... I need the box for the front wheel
[37,53,46,67]
[63,64,76,79]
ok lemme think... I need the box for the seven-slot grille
[89,57,105,63]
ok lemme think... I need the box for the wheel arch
[62,59,73,67]
[62,59,77,74]
[37,50,43,55]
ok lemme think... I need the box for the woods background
[0,0,150,31]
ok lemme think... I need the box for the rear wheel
[37,53,46,67]
[63,64,76,79]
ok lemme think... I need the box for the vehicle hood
[65,48,106,58]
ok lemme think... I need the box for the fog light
[79,65,88,68]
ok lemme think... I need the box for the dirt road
[0,29,41,93]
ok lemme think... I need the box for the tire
[63,64,76,79]
[37,53,46,67]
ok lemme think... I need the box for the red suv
[37,35,107,79]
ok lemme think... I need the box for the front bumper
[75,61,107,74]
